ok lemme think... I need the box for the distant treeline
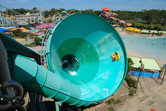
[114,10,166,26]
[3,8,166,26]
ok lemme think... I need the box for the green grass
[106,99,122,105]
[24,43,38,47]
[125,74,137,88]
[129,89,135,96]
[109,108,115,111]
[125,20,166,30]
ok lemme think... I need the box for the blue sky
[1,0,166,11]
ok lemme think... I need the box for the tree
[128,57,134,72]
[23,25,31,30]
[147,26,152,30]
[13,29,21,37]
[160,10,166,26]
[19,32,27,38]
[58,8,65,12]
[32,7,38,13]
[13,8,29,14]
[32,7,37,10]
[154,26,161,31]
[44,10,50,17]
[34,37,42,45]
[50,8,57,16]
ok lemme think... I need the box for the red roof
[36,23,55,29]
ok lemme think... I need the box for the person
[152,32,155,36]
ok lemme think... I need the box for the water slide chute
[46,13,128,106]
[1,13,127,107]
[101,8,132,26]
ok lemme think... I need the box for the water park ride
[0,13,127,110]
[100,7,132,26]
[46,10,75,23]
[0,5,44,27]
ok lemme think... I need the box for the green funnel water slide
[1,13,127,107]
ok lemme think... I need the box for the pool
[121,34,166,62]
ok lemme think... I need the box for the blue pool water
[121,34,166,62]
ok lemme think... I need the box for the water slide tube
[2,13,127,107]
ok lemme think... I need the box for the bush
[109,108,115,111]
[25,43,36,47]
[125,74,137,88]
[19,32,27,38]
[132,23,135,27]
[34,37,42,45]
[23,25,31,30]
[120,23,125,27]
[128,57,134,71]
[136,25,145,30]
[106,99,122,105]
[28,33,35,37]
[129,89,135,96]
[147,26,152,30]
[13,29,21,37]
[153,26,161,31]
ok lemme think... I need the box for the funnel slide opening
[46,13,127,104]
[62,54,80,74]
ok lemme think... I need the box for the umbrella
[36,23,55,29]
[0,28,8,32]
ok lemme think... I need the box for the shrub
[34,37,42,45]
[153,26,161,31]
[132,23,135,27]
[13,29,21,37]
[128,57,134,71]
[109,108,115,111]
[23,25,31,30]
[25,43,36,47]
[137,25,144,30]
[106,99,122,105]
[129,89,135,96]
[120,23,125,27]
[125,74,137,88]
[28,33,35,37]
[147,26,152,30]
[19,32,27,38]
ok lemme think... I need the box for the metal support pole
[29,93,37,111]
[36,95,47,111]
[0,39,11,83]
[135,60,144,93]
[0,39,26,111]
[135,68,141,93]
[161,70,166,84]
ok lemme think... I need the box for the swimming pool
[121,34,166,62]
